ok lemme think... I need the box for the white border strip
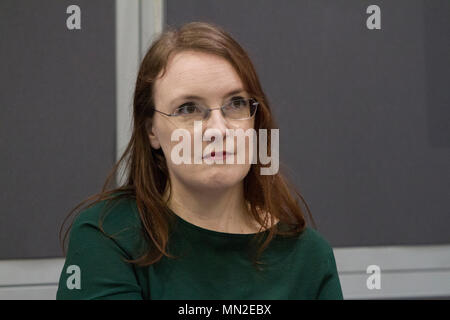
[333,245,450,299]
[0,258,65,287]
[140,0,164,59]
[115,0,140,187]
[115,0,164,187]
[334,244,450,273]
[1,246,450,299]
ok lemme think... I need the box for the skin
[148,50,268,234]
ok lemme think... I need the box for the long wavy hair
[59,21,316,271]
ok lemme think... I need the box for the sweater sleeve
[56,212,144,300]
[316,249,344,300]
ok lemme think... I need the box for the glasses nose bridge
[203,104,227,121]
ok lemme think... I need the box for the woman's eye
[174,103,200,115]
[230,96,246,108]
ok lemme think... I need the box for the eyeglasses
[150,97,259,126]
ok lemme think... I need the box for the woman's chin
[193,166,249,189]
[168,161,251,191]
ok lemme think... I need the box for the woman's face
[149,50,255,192]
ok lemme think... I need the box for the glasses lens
[172,103,205,126]
[223,98,257,120]
[170,99,258,127]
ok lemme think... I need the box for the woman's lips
[202,151,234,160]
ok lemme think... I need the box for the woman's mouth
[202,151,234,160]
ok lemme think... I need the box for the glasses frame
[150,97,259,121]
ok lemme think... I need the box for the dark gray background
[0,0,116,259]
[0,0,448,259]
[166,0,449,247]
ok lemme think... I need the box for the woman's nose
[204,108,229,138]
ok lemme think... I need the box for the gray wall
[0,0,116,259]
[0,0,448,260]
[166,0,450,247]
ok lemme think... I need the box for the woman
[57,21,343,300]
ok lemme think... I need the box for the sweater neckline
[168,208,280,240]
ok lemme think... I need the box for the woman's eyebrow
[170,88,245,105]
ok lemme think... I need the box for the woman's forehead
[155,50,244,103]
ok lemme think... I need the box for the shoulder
[290,226,335,261]
[68,195,144,257]
[58,195,147,300]
[298,228,343,299]
[72,195,141,231]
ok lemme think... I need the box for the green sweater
[57,197,343,300]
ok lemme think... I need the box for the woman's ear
[146,118,161,149]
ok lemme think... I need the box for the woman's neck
[162,180,262,234]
